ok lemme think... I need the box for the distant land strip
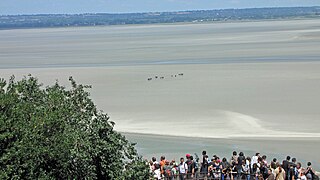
[1,6,320,30]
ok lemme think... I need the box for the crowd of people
[149,150,319,180]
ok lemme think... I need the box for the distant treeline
[1,6,320,29]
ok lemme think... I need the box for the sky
[0,0,320,15]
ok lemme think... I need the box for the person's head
[165,160,170,165]
[205,155,208,159]
[273,158,277,163]
[246,156,251,161]
[256,153,260,156]
[152,157,156,162]
[268,169,272,175]
[202,150,207,156]
[292,158,296,163]
[297,162,301,169]
[286,156,291,161]
[190,156,194,161]
[222,157,227,162]
[262,155,267,160]
[171,160,176,165]
[258,157,263,163]
[186,154,191,159]
[180,157,184,163]
[307,162,311,167]
[233,151,237,156]
[239,152,244,156]
[161,156,165,161]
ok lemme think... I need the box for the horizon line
[1,5,320,16]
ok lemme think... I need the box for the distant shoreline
[1,6,319,30]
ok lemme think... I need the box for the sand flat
[1,62,320,138]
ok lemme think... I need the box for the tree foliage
[0,75,150,179]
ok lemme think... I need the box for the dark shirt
[237,156,245,169]
[282,160,289,172]
[201,159,208,173]
[268,173,275,180]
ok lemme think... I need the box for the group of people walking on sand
[149,150,319,180]
[147,73,183,81]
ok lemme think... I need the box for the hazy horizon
[1,0,320,15]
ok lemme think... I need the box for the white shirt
[154,169,161,180]
[179,162,188,174]
[251,156,258,166]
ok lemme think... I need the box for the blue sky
[1,0,320,15]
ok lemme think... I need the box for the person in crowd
[171,161,179,179]
[149,152,318,180]
[283,156,291,180]
[237,152,246,179]
[160,156,166,176]
[186,154,195,179]
[241,159,248,180]
[185,154,191,178]
[179,157,188,180]
[163,160,173,180]
[221,157,231,180]
[244,156,252,180]
[152,157,159,165]
[252,163,261,180]
[268,168,276,180]
[208,158,216,179]
[262,155,268,166]
[252,153,260,166]
[201,154,209,178]
[214,157,222,179]
[289,163,296,180]
[271,158,278,170]
[154,163,162,180]
[275,162,286,180]
[193,153,200,179]
[260,158,269,179]
[305,162,316,180]
[296,162,303,180]
[292,158,297,166]
[230,151,238,166]
[150,160,155,172]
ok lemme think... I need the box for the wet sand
[1,19,320,169]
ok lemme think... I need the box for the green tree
[0,75,150,179]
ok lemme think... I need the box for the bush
[0,75,150,179]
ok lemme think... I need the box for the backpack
[187,160,192,173]
[294,167,299,180]
[194,161,199,171]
